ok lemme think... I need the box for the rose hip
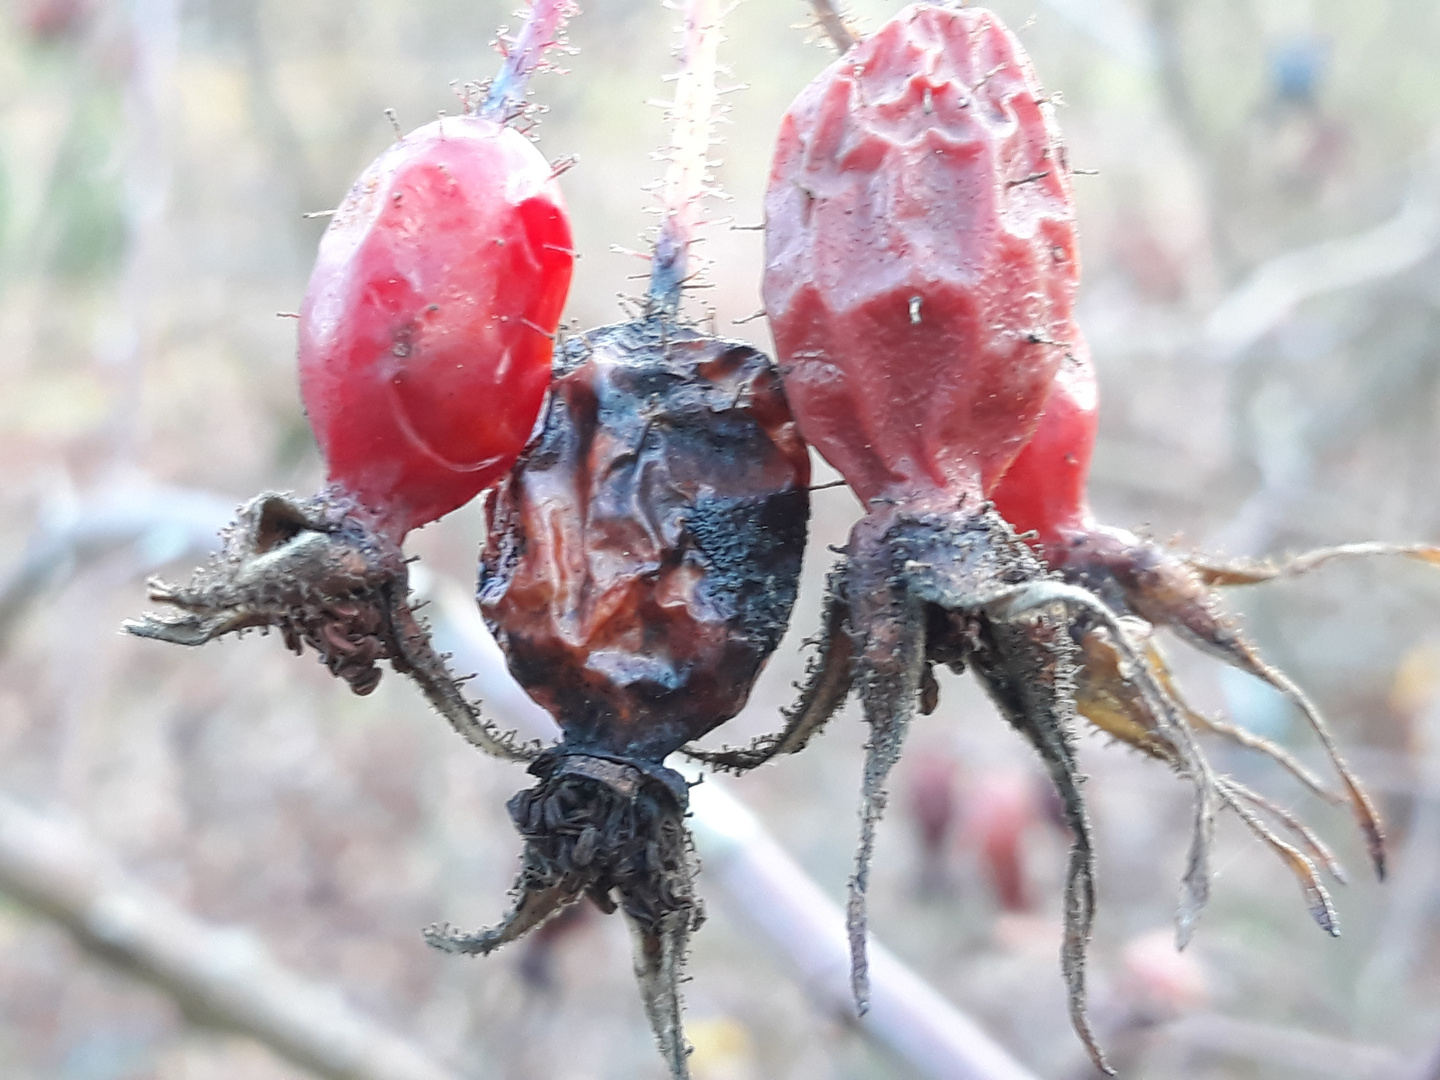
[726,7,1232,1070]
[424,2,809,1074]
[299,117,572,541]
[764,3,1078,505]
[426,323,810,1080]
[127,0,577,760]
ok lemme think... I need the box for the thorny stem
[808,0,857,53]
[647,0,725,315]
[480,0,579,122]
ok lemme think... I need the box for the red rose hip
[300,116,573,540]
[763,3,1079,505]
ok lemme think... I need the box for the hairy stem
[809,0,857,53]
[648,0,724,313]
[480,0,579,122]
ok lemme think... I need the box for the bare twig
[0,793,462,1080]
[1202,151,1440,364]
[0,479,235,646]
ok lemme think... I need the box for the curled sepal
[969,593,1109,1076]
[630,909,700,1080]
[124,491,538,762]
[1168,605,1386,882]
[1068,532,1387,881]
[987,580,1218,951]
[1068,619,1348,935]
[1146,639,1342,807]
[428,750,702,1080]
[1190,542,1440,587]
[1214,778,1341,935]
[847,503,1115,1070]
[846,553,925,1014]
[424,883,579,957]
[683,562,856,773]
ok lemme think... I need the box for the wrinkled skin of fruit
[426,319,810,1080]
[763,3,1078,505]
[481,322,810,762]
[300,115,573,540]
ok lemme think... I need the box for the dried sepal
[683,563,855,772]
[125,491,538,762]
[631,908,701,1080]
[1189,542,1440,587]
[1212,778,1339,935]
[846,537,926,1014]
[819,505,1118,1074]
[988,580,1218,951]
[1058,530,1388,881]
[1066,612,1350,936]
[1183,620,1385,880]
[968,595,1106,1074]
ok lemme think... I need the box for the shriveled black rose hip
[425,320,810,1077]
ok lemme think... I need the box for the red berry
[763,3,1079,506]
[989,336,1098,548]
[299,116,573,539]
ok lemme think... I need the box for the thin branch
[1202,154,1440,364]
[0,793,463,1080]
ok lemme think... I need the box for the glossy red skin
[299,116,573,539]
[763,4,1080,506]
[990,335,1098,550]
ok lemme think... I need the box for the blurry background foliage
[0,0,1438,1077]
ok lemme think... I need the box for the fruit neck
[862,482,985,526]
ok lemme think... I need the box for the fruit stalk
[648,0,723,313]
[481,0,579,121]
[808,0,856,53]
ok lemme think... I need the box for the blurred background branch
[0,790,464,1080]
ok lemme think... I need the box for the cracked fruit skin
[299,115,573,539]
[763,3,1079,506]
